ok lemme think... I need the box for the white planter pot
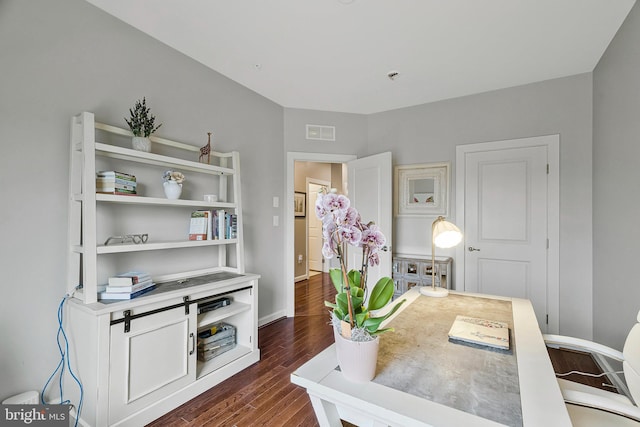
[333,327,379,382]
[132,136,151,152]
[163,181,182,200]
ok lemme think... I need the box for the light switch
[273,215,279,227]
[273,196,279,208]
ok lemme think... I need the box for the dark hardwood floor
[148,272,337,426]
[149,272,613,426]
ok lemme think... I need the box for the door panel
[347,152,393,288]
[308,181,330,272]
[464,145,548,329]
[109,305,196,424]
[478,259,529,298]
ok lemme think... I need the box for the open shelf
[196,345,252,379]
[94,193,236,209]
[93,142,235,176]
[69,239,239,254]
[197,301,251,327]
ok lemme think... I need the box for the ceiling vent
[306,124,335,141]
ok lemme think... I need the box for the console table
[291,289,571,426]
[392,254,453,299]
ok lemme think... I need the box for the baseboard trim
[295,274,308,282]
[259,310,288,327]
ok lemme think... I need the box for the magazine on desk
[448,315,510,350]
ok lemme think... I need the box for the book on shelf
[189,210,209,240]
[96,177,137,187]
[226,213,238,239]
[97,170,136,182]
[206,210,213,240]
[216,209,225,240]
[448,315,510,350]
[97,189,138,196]
[98,283,156,300]
[105,278,153,293]
[96,185,137,193]
[96,181,136,191]
[108,271,151,286]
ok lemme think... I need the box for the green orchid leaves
[367,277,394,311]
[325,268,405,336]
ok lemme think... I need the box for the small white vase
[163,181,182,200]
[132,136,151,152]
[333,327,379,382]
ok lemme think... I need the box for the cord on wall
[41,296,84,427]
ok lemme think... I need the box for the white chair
[544,311,640,425]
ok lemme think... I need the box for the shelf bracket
[123,310,132,333]
[183,296,190,315]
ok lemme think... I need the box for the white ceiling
[86,0,635,114]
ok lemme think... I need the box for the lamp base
[420,286,449,298]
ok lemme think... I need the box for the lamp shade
[433,218,462,248]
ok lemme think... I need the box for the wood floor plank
[149,272,603,426]
[148,273,335,426]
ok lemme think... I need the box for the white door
[109,306,196,423]
[346,152,393,289]
[308,181,330,272]
[458,137,557,331]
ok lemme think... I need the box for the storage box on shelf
[392,253,452,299]
[65,112,259,427]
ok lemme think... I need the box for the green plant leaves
[363,298,406,334]
[325,268,407,336]
[329,268,343,292]
[367,276,395,311]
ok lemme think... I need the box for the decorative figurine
[199,132,212,164]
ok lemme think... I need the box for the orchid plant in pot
[316,190,406,381]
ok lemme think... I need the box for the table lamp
[420,216,462,297]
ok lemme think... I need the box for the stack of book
[96,171,137,195]
[189,210,238,240]
[98,271,155,300]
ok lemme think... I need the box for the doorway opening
[286,153,357,318]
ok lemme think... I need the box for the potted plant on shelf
[316,189,406,382]
[162,170,185,200]
[125,97,162,152]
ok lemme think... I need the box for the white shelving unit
[68,112,245,303]
[65,112,260,427]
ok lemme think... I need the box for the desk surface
[291,289,571,426]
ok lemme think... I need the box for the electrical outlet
[298,254,303,263]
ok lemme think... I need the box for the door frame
[455,135,560,333]
[286,152,357,318]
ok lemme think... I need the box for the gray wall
[0,0,283,399]
[284,108,368,155]
[367,74,594,339]
[593,3,640,349]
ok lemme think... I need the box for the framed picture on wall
[394,162,450,217]
[294,192,306,217]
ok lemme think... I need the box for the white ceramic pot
[163,180,182,200]
[333,327,379,382]
[132,136,151,152]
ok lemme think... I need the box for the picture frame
[294,192,306,217]
[394,162,450,217]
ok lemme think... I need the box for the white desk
[290,289,571,426]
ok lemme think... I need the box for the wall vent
[306,124,335,141]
